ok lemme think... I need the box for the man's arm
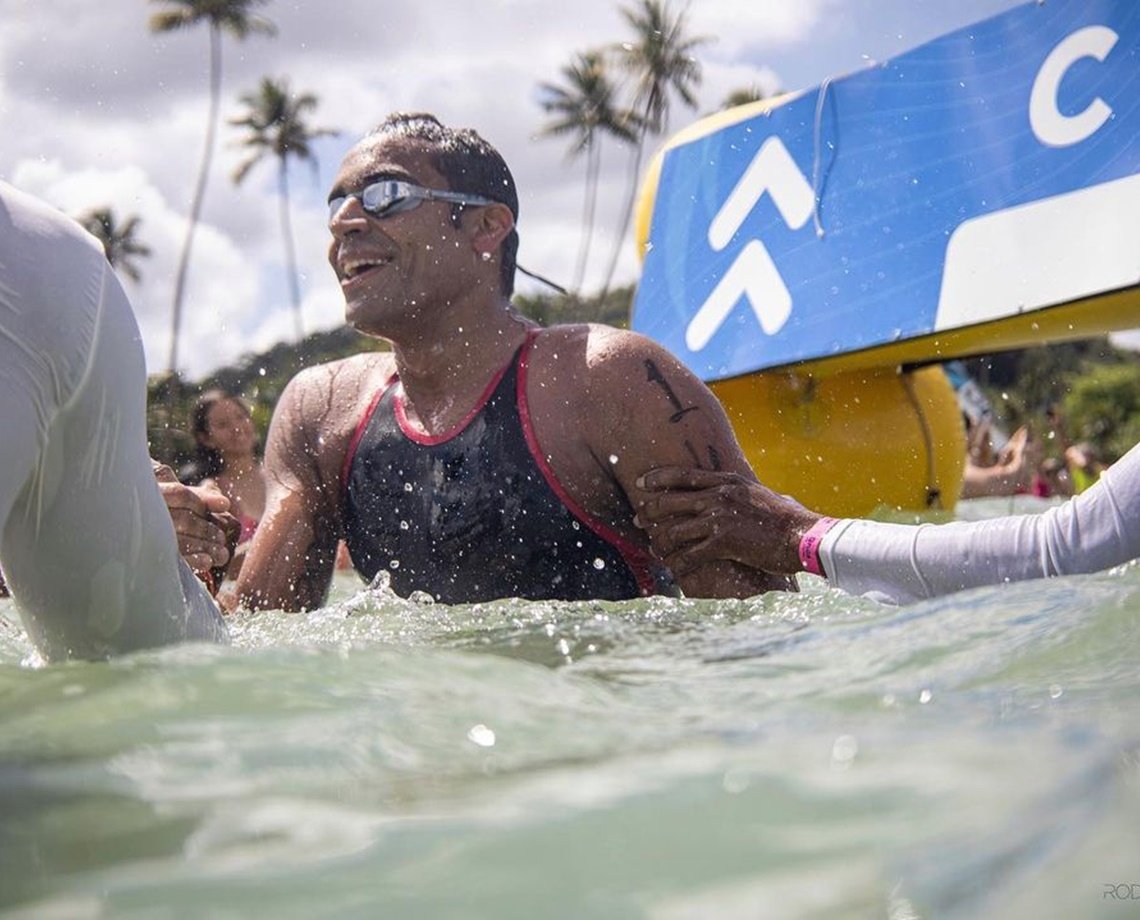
[635,467,821,576]
[232,372,340,612]
[584,328,795,598]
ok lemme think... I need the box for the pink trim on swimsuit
[238,514,259,544]
[340,374,398,496]
[515,332,659,597]
[394,356,514,446]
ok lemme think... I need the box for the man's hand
[636,468,821,576]
[153,463,239,589]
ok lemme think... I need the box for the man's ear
[468,202,515,255]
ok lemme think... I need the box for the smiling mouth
[340,257,390,282]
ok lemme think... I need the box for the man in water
[234,113,791,610]
[0,181,230,661]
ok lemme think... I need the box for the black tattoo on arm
[645,359,699,422]
[682,441,724,471]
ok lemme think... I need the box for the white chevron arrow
[687,136,815,351]
[686,240,792,350]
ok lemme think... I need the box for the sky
[8,0,1123,379]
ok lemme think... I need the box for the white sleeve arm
[818,442,1140,605]
[0,183,227,660]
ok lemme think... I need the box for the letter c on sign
[1029,25,1118,148]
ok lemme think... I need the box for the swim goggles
[328,180,497,222]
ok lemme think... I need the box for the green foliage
[514,284,634,329]
[148,0,276,40]
[76,207,152,282]
[147,325,388,471]
[720,85,770,111]
[1061,361,1140,462]
[963,338,1139,462]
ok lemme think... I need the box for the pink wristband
[798,517,839,576]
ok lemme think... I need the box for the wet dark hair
[189,389,253,481]
[365,112,519,296]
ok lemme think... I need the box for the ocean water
[1,502,1138,919]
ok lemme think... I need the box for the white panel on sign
[935,173,1140,331]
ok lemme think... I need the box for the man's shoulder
[534,323,660,364]
[527,324,679,424]
[273,351,396,445]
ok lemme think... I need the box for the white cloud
[689,0,840,57]
[5,0,1088,382]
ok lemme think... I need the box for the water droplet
[467,724,495,747]
[403,482,413,493]
[399,520,409,531]
[608,454,619,465]
[830,734,858,770]
[389,559,400,569]
[919,688,933,704]
[1049,684,1063,699]
[556,638,571,655]
[593,558,605,570]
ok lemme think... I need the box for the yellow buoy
[711,365,964,517]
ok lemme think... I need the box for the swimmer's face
[326,136,481,337]
[202,398,255,455]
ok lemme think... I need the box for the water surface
[2,501,1137,918]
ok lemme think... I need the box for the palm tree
[230,76,337,341]
[721,85,771,110]
[538,51,636,294]
[78,207,153,282]
[148,0,276,374]
[600,0,709,299]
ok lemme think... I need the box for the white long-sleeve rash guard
[819,442,1140,605]
[0,182,227,661]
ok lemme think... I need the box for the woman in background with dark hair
[190,390,266,578]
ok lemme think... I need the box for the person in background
[635,442,1140,606]
[1031,455,1073,499]
[960,421,1040,499]
[1065,441,1105,494]
[948,360,1039,500]
[188,390,266,577]
[0,181,229,660]
[234,112,791,611]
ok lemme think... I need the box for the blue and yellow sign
[633,0,1140,382]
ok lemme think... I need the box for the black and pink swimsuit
[340,333,677,603]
